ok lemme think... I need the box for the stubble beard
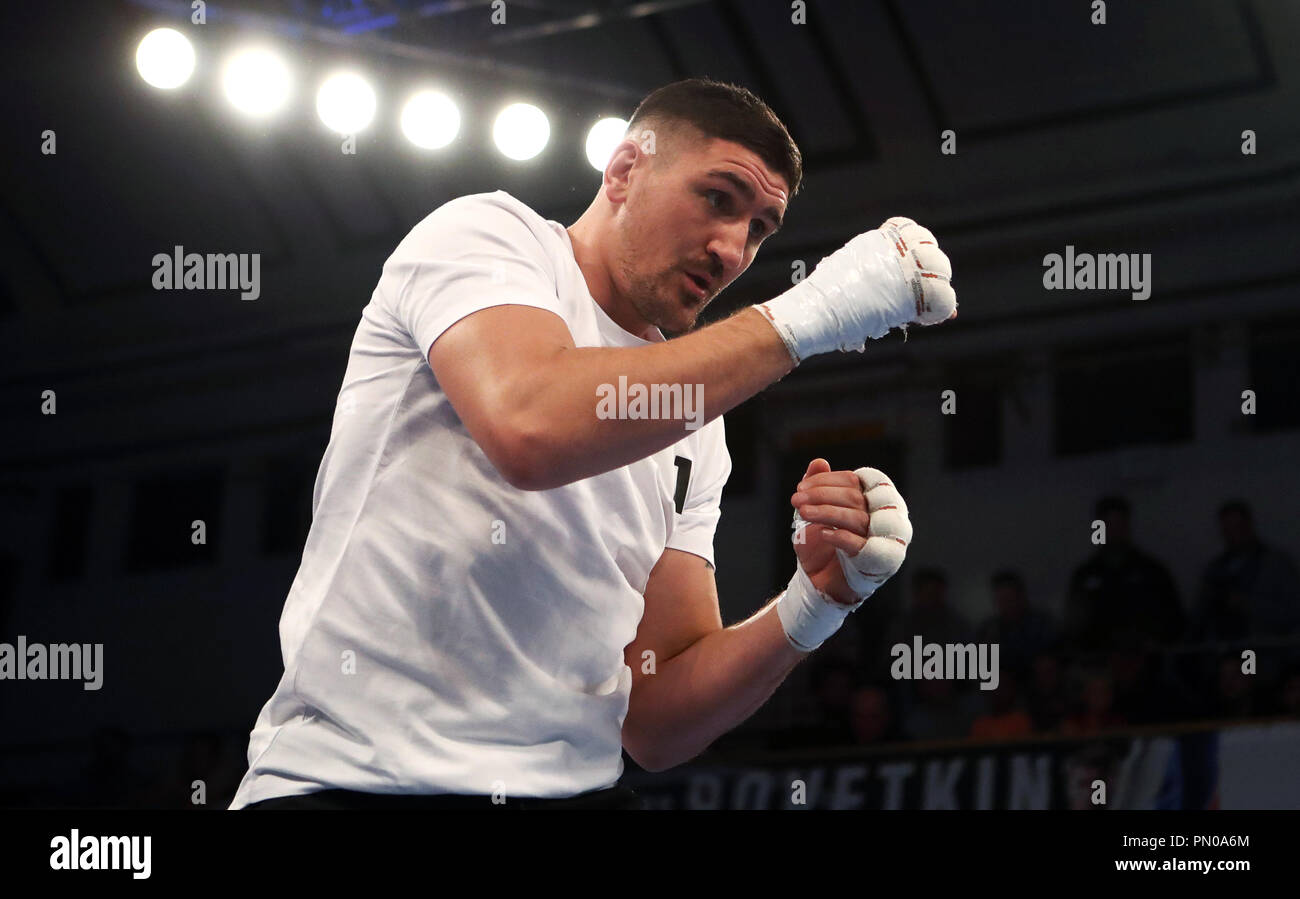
[617,254,699,336]
[613,205,704,335]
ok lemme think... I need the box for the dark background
[1,0,1297,809]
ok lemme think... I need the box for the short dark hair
[626,78,803,197]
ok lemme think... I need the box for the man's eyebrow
[706,169,784,232]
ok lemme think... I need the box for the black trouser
[244,784,645,810]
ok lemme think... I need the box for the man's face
[611,132,788,334]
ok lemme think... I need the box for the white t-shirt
[230,191,731,807]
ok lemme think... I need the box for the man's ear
[602,139,640,205]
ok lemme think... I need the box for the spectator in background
[769,657,856,749]
[848,685,903,745]
[1063,495,1185,653]
[969,670,1033,741]
[847,580,905,685]
[901,678,981,743]
[1025,651,1070,733]
[1063,669,1126,736]
[887,567,974,651]
[975,569,1058,679]
[1108,635,1189,726]
[1196,500,1300,642]
[1062,743,1124,811]
[1272,663,1300,718]
[1206,653,1259,721]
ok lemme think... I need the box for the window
[942,377,1002,470]
[46,484,92,581]
[1248,319,1300,432]
[124,467,224,572]
[1053,338,1192,455]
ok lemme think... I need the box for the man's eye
[706,189,766,239]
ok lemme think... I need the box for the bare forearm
[511,307,793,489]
[627,598,806,772]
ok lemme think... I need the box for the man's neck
[565,220,657,342]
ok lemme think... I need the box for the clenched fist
[777,458,913,652]
[758,216,957,362]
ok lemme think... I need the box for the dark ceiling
[0,0,1296,432]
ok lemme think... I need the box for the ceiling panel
[732,1,860,157]
[896,0,1262,133]
[660,3,755,90]
[490,16,678,90]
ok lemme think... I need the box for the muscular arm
[429,304,793,490]
[621,460,879,770]
[621,548,806,772]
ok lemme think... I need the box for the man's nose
[706,221,749,277]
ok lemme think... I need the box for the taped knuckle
[867,508,912,545]
[903,224,937,246]
[838,465,914,596]
[913,243,951,280]
[919,282,957,323]
[856,468,910,508]
[865,483,908,516]
[853,466,892,492]
[847,536,907,581]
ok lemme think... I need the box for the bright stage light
[222,47,292,118]
[401,91,460,149]
[317,72,377,135]
[136,28,195,90]
[492,103,549,161]
[585,117,628,171]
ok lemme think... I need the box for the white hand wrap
[777,467,912,653]
[757,217,956,363]
[775,561,862,654]
[832,467,912,598]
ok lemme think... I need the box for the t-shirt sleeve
[384,193,569,360]
[665,416,733,569]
